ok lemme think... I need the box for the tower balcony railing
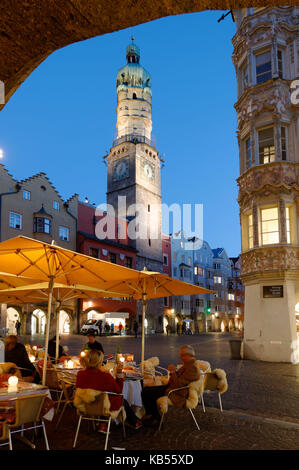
[113,132,156,149]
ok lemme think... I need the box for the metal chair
[201,369,228,413]
[0,393,50,450]
[73,391,126,450]
[157,385,201,432]
[54,371,76,431]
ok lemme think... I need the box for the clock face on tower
[113,158,129,181]
[141,158,155,183]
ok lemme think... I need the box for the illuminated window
[261,207,279,245]
[259,128,275,164]
[214,276,222,284]
[248,213,254,249]
[228,293,235,301]
[286,207,291,244]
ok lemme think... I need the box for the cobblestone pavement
[1,332,299,451]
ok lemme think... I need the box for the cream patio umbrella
[97,267,214,373]
[0,235,141,383]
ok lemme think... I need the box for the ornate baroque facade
[233,6,299,362]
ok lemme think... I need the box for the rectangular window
[173,252,177,262]
[286,207,291,244]
[53,201,60,211]
[23,190,31,200]
[164,297,169,307]
[9,212,22,230]
[258,127,275,164]
[277,50,283,78]
[188,257,192,266]
[261,207,279,245]
[213,276,222,284]
[214,263,221,270]
[59,226,69,241]
[247,213,254,249]
[228,293,235,301]
[173,267,177,277]
[89,247,99,258]
[163,254,168,266]
[245,137,252,169]
[281,127,287,161]
[241,60,249,92]
[256,50,272,84]
[34,217,51,234]
[125,256,133,268]
[109,252,117,264]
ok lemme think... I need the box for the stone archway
[32,309,46,335]
[6,307,21,335]
[59,310,71,334]
[0,1,288,110]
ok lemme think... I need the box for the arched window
[133,93,137,99]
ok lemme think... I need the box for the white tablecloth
[122,380,143,407]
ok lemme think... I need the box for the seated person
[75,350,142,431]
[141,344,201,427]
[84,333,104,354]
[48,336,65,362]
[4,335,41,384]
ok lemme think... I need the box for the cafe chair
[201,369,228,413]
[157,384,202,432]
[54,371,76,431]
[0,362,22,379]
[73,389,126,450]
[0,393,50,450]
[156,361,210,431]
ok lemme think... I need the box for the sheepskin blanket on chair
[73,388,125,421]
[142,357,169,387]
[156,360,207,414]
[204,369,228,394]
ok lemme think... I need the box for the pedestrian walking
[118,322,123,336]
[176,322,181,336]
[166,324,170,336]
[15,320,21,336]
[182,321,187,335]
[99,320,103,336]
[111,323,114,334]
[133,321,138,338]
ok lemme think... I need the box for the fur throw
[157,361,206,414]
[74,388,125,420]
[142,357,162,386]
[0,362,22,379]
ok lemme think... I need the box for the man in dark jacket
[84,333,104,354]
[141,345,200,427]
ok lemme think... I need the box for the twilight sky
[0,10,240,256]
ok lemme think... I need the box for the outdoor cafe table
[0,381,54,448]
[54,363,143,408]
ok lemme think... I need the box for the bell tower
[106,39,163,275]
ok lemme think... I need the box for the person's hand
[168,364,176,373]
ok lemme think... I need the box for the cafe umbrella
[0,281,130,364]
[97,267,214,373]
[0,235,141,383]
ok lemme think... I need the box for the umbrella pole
[42,277,54,386]
[140,293,147,375]
[55,303,60,362]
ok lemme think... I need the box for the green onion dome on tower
[116,39,152,95]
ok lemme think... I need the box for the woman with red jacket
[76,350,142,432]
